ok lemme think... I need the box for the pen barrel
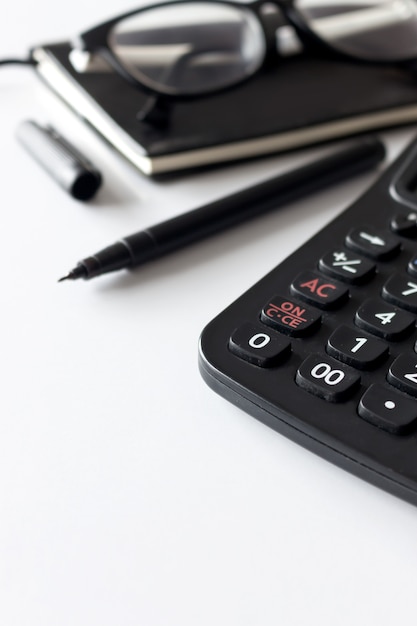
[80,241,133,277]
[121,231,160,266]
[127,136,385,261]
[72,135,385,279]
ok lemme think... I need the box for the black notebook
[33,42,417,175]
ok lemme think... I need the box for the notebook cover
[34,42,417,173]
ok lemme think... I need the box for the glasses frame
[75,0,417,124]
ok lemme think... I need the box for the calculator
[199,136,417,506]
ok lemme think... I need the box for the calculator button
[326,325,388,370]
[319,250,375,284]
[407,253,417,278]
[345,227,400,260]
[355,298,415,340]
[382,274,417,313]
[228,323,291,367]
[295,354,360,402]
[387,354,417,397]
[260,295,321,337]
[390,212,417,238]
[290,271,348,309]
[358,384,417,434]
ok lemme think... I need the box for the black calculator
[199,136,417,506]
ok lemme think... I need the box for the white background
[1,2,417,625]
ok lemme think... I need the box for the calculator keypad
[229,217,417,436]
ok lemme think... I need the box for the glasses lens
[295,0,417,61]
[108,2,266,96]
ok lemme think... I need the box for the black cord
[0,57,36,67]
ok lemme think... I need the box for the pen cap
[16,120,102,201]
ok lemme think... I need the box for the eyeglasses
[75,0,417,100]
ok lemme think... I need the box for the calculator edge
[198,335,417,507]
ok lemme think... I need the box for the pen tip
[58,273,71,283]
[58,265,86,282]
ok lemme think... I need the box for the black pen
[59,136,385,282]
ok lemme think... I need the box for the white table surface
[2,3,417,625]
